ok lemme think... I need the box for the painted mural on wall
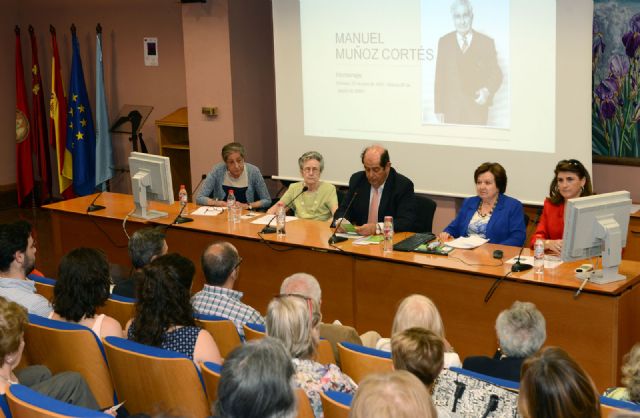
[593,0,640,163]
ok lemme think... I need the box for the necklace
[477,196,498,218]
[0,373,18,385]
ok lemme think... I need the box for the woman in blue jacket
[438,162,526,246]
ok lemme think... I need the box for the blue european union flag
[66,30,96,196]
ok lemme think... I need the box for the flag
[66,26,96,196]
[95,26,114,190]
[49,25,73,199]
[28,25,52,204]
[15,26,34,207]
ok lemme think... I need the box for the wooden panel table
[45,193,640,391]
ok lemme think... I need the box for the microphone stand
[261,186,308,234]
[328,192,358,244]
[174,174,208,225]
[87,192,106,212]
[511,208,542,272]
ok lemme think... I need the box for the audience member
[268,151,338,221]
[112,226,168,298]
[439,162,526,246]
[530,158,593,252]
[519,346,600,418]
[333,145,416,235]
[350,370,437,418]
[49,248,123,339]
[375,294,461,368]
[127,254,222,366]
[196,142,271,210]
[280,273,362,364]
[0,220,51,316]
[192,242,264,338]
[0,296,100,410]
[216,337,296,418]
[266,294,356,418]
[604,343,640,403]
[464,300,546,382]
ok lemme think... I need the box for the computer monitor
[561,190,632,284]
[129,152,174,220]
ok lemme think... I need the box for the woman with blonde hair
[376,294,461,368]
[604,343,640,403]
[266,294,356,418]
[350,370,436,418]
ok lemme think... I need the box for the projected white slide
[273,0,593,203]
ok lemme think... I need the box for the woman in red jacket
[531,159,593,253]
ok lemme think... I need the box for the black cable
[449,254,504,268]
[256,231,299,252]
[484,271,512,303]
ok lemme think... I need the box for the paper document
[191,207,223,216]
[352,235,384,245]
[251,215,298,225]
[631,204,640,214]
[445,236,488,249]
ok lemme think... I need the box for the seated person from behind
[350,371,437,418]
[519,347,600,418]
[215,337,296,418]
[530,158,593,254]
[333,145,416,236]
[266,294,357,418]
[267,151,338,221]
[196,142,271,211]
[191,241,264,338]
[0,296,102,411]
[604,342,640,403]
[463,300,546,382]
[0,220,51,317]
[280,272,362,365]
[375,294,461,368]
[126,254,222,366]
[49,248,124,339]
[112,226,167,298]
[392,328,452,418]
[438,162,526,246]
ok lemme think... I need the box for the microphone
[261,186,308,234]
[174,174,207,225]
[328,192,358,245]
[451,381,466,413]
[511,208,543,272]
[192,173,208,203]
[87,191,106,212]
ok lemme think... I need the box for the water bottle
[383,216,394,254]
[276,202,286,237]
[178,185,188,209]
[534,237,545,275]
[227,190,237,223]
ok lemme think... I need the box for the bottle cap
[180,184,185,189]
[229,190,234,195]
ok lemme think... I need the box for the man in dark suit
[334,145,416,234]
[434,0,502,125]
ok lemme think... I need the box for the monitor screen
[129,152,174,220]
[561,191,631,284]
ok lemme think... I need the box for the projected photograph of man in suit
[429,0,507,127]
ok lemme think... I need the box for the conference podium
[44,192,640,391]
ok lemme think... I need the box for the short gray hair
[298,151,324,172]
[280,273,322,305]
[495,301,546,357]
[128,227,166,269]
[391,294,445,339]
[451,0,473,16]
[216,337,296,418]
[266,295,321,359]
[221,142,246,162]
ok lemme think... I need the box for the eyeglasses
[233,257,243,271]
[302,167,320,173]
[274,293,315,324]
[561,159,582,168]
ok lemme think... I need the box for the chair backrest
[27,274,55,302]
[337,342,392,384]
[24,314,115,409]
[96,295,136,329]
[414,195,437,233]
[314,339,337,366]
[103,336,210,417]
[320,390,352,418]
[195,314,242,358]
[6,384,110,418]
[600,395,640,416]
[201,361,222,405]
[243,322,266,341]
[297,388,315,418]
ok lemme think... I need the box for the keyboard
[393,232,436,252]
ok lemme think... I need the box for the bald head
[280,273,322,305]
[201,241,240,287]
[361,145,391,189]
